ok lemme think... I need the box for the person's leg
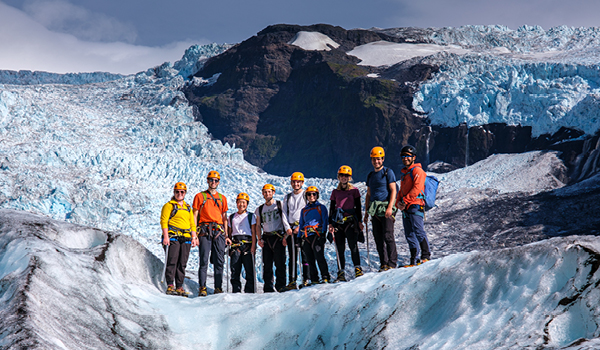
[383,215,398,268]
[262,237,275,292]
[198,236,211,288]
[241,248,255,293]
[175,238,191,288]
[274,238,287,291]
[212,235,226,290]
[371,217,388,268]
[303,236,319,282]
[230,248,243,293]
[314,236,330,281]
[164,239,181,287]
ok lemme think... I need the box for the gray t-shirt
[255,201,284,233]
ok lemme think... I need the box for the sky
[1,0,600,74]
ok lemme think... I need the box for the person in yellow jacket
[160,182,198,297]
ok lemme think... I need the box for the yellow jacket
[160,200,197,237]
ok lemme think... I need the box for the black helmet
[401,145,417,156]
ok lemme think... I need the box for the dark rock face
[184,24,600,183]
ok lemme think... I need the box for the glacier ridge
[369,25,600,136]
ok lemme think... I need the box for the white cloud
[0,2,208,74]
[22,0,137,43]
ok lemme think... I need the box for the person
[328,166,364,281]
[160,182,198,297]
[227,192,257,293]
[363,146,398,271]
[281,172,309,291]
[298,186,330,286]
[193,170,230,297]
[255,184,287,293]
[396,145,431,266]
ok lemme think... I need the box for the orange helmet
[370,146,385,158]
[236,192,250,202]
[207,170,220,179]
[291,172,305,181]
[262,184,276,192]
[173,182,187,191]
[304,186,319,200]
[338,165,352,176]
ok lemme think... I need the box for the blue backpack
[399,166,440,211]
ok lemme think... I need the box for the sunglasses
[208,178,220,183]
[306,192,318,197]
[338,174,350,177]
[401,155,414,158]
[174,190,186,194]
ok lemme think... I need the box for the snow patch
[347,41,470,67]
[288,31,340,51]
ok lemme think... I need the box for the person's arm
[386,182,397,218]
[322,204,328,236]
[222,211,231,245]
[282,196,292,233]
[353,194,364,231]
[251,222,257,254]
[256,210,264,247]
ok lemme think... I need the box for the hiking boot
[277,286,288,293]
[298,280,311,289]
[418,259,430,265]
[334,271,346,283]
[284,282,297,291]
[198,287,207,297]
[214,288,224,294]
[175,287,190,297]
[354,266,364,278]
[320,278,330,284]
[378,265,390,272]
[166,285,177,295]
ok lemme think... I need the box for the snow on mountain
[2,209,600,350]
[349,26,600,137]
[288,31,340,51]
[347,41,468,67]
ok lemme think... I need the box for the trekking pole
[252,251,257,294]
[291,233,297,284]
[226,245,230,293]
[366,220,371,271]
[332,229,342,276]
[161,243,169,284]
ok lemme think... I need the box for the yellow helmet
[338,165,352,176]
[173,182,187,191]
[304,186,319,200]
[262,184,276,192]
[291,172,305,181]
[370,146,385,158]
[236,192,250,202]
[207,170,220,179]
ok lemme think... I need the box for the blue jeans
[402,205,431,261]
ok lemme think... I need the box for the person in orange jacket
[396,145,431,266]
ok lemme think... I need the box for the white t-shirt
[228,212,256,237]
[282,190,306,230]
[255,201,284,233]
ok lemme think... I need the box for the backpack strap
[285,193,292,218]
[169,202,191,221]
[247,212,254,227]
[276,200,282,217]
[258,204,264,228]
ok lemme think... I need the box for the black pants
[230,235,255,293]
[371,214,398,268]
[333,221,361,270]
[263,234,286,292]
[302,234,330,282]
[198,234,226,289]
[286,234,309,283]
[164,236,191,288]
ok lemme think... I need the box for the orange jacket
[397,163,426,208]
[193,191,228,224]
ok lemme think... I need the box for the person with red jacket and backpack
[396,145,431,266]
[193,170,230,297]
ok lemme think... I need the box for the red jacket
[397,163,426,208]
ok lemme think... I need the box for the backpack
[399,166,440,211]
[258,200,282,228]
[229,212,255,231]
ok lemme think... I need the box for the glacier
[2,209,600,349]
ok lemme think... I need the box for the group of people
[159,145,431,297]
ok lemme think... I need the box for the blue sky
[1,0,600,74]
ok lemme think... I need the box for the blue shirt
[367,167,396,202]
[298,202,328,237]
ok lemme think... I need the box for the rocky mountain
[184,24,600,182]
